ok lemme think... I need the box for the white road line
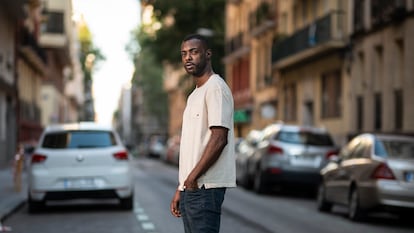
[134,201,157,232]
[137,214,149,221]
[141,222,155,231]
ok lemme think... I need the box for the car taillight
[113,151,129,160]
[325,150,338,159]
[31,154,47,164]
[268,145,283,154]
[371,163,396,180]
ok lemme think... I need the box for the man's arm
[183,126,228,190]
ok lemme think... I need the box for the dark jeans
[180,187,226,233]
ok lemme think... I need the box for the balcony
[39,10,67,48]
[249,1,275,37]
[20,27,47,74]
[224,33,250,64]
[371,0,408,28]
[272,11,346,69]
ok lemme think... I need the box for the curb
[0,198,26,222]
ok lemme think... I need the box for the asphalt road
[3,157,414,233]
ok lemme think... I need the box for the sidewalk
[0,166,27,222]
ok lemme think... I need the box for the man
[170,34,236,233]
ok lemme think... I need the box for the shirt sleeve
[205,85,233,130]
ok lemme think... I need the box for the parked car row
[235,123,414,221]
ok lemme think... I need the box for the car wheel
[316,183,332,212]
[28,194,44,213]
[349,188,364,221]
[119,194,133,210]
[253,169,267,194]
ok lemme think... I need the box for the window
[42,11,64,34]
[374,93,382,131]
[42,131,116,149]
[284,83,297,121]
[276,131,334,146]
[356,96,363,131]
[321,70,342,118]
[394,90,403,130]
[0,95,5,141]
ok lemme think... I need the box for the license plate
[64,178,96,189]
[291,155,322,168]
[405,172,414,182]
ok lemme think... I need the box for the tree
[138,0,225,75]
[77,18,105,121]
[126,0,225,140]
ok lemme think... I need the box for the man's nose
[184,53,192,61]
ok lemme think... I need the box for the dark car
[236,130,263,188]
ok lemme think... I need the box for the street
[3,157,414,233]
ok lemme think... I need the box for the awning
[234,109,251,123]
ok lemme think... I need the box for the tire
[348,188,364,221]
[253,169,267,194]
[241,165,253,189]
[316,183,333,212]
[119,194,133,210]
[28,195,44,214]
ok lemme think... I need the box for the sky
[72,0,141,125]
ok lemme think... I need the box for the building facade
[349,0,414,136]
[0,0,84,167]
[225,0,414,145]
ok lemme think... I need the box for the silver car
[317,133,414,221]
[247,123,338,194]
[28,122,134,212]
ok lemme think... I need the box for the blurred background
[1,0,414,232]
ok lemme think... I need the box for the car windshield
[277,131,334,146]
[41,130,117,149]
[375,139,414,159]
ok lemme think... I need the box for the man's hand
[170,190,181,217]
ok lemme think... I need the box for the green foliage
[126,0,225,129]
[138,0,225,75]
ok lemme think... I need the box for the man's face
[181,39,209,77]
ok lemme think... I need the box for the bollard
[13,145,24,192]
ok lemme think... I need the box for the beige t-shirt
[178,74,236,191]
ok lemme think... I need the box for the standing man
[170,34,236,233]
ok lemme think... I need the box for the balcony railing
[371,0,408,27]
[225,33,243,55]
[21,28,47,63]
[272,11,345,64]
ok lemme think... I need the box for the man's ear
[206,49,212,58]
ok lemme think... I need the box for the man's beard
[185,59,208,77]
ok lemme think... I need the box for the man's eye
[190,50,198,55]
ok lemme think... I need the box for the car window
[340,137,360,160]
[276,131,334,146]
[376,139,414,159]
[42,130,117,149]
[350,140,369,158]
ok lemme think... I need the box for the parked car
[148,136,166,158]
[164,134,180,166]
[317,133,414,221]
[247,123,338,193]
[236,129,262,188]
[28,122,134,212]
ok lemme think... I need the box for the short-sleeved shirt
[178,74,236,191]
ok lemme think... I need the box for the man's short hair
[182,34,210,50]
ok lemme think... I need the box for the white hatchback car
[28,122,134,212]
